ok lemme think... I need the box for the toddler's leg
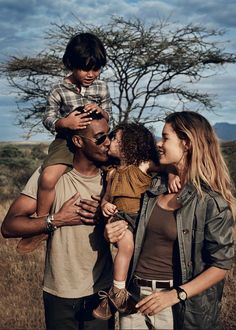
[93,230,134,319]
[107,230,134,312]
[37,164,68,216]
[114,229,134,283]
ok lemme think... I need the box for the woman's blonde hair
[165,111,236,218]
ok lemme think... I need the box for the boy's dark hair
[112,122,159,166]
[62,32,107,71]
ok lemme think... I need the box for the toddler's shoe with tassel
[92,291,113,320]
[108,286,130,313]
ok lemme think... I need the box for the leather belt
[134,278,172,289]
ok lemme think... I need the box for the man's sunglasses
[78,132,112,145]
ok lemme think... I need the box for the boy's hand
[56,111,92,131]
[84,103,102,114]
[66,111,92,130]
[102,202,117,217]
[168,173,181,193]
[84,104,109,121]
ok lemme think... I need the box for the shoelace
[98,290,109,300]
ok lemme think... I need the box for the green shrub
[0,145,24,158]
[0,143,47,201]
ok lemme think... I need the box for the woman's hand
[136,289,178,316]
[136,266,228,316]
[104,220,128,243]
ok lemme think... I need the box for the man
[1,112,114,330]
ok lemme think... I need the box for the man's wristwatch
[45,214,57,233]
[175,286,188,302]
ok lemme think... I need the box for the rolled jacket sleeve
[204,198,234,270]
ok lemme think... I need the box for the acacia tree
[1,16,236,135]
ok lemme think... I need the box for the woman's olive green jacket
[130,175,234,330]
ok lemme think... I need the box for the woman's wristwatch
[45,214,57,233]
[175,286,188,302]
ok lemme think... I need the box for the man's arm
[1,192,100,239]
[2,194,44,238]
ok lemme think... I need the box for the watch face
[179,291,187,300]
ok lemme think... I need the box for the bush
[0,145,24,158]
[31,144,48,160]
[0,143,47,201]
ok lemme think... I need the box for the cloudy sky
[0,0,236,141]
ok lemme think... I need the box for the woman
[105,111,235,330]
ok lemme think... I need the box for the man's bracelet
[45,214,57,233]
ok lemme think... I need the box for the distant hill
[213,122,236,141]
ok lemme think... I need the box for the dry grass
[220,230,236,330]
[221,267,236,330]
[0,202,45,330]
[1,202,236,329]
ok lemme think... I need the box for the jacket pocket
[183,287,221,330]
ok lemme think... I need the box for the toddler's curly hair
[112,122,159,166]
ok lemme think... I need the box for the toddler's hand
[102,202,117,217]
[168,173,181,193]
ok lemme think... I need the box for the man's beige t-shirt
[22,168,113,299]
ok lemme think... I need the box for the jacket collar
[176,183,197,206]
[147,174,168,196]
[147,174,197,205]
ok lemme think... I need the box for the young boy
[17,32,111,253]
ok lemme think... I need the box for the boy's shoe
[108,286,130,313]
[16,233,48,254]
[92,292,113,320]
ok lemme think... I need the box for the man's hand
[79,195,101,225]
[54,193,101,227]
[104,220,128,243]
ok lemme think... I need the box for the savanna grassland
[0,141,236,330]
[0,143,48,330]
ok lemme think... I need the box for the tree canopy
[1,16,236,136]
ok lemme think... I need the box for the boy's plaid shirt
[43,79,112,134]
